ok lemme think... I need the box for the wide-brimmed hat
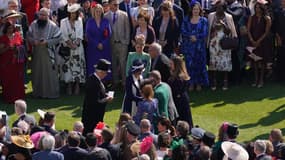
[222,141,249,160]
[94,59,111,73]
[11,135,34,149]
[3,10,22,19]
[131,59,145,73]
[67,3,81,13]
[256,0,268,4]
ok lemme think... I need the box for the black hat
[202,131,216,147]
[44,112,55,122]
[94,59,111,73]
[131,59,145,73]
[227,123,239,138]
[125,122,141,136]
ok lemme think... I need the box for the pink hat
[30,131,49,149]
[140,136,153,154]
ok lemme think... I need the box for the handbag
[220,36,239,50]
[59,44,70,58]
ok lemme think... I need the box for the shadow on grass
[190,83,285,108]
[239,104,285,129]
[251,128,285,141]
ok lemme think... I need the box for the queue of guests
[1,0,285,104]
[0,99,284,160]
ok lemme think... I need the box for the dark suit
[82,74,108,135]
[12,113,36,127]
[256,154,272,160]
[273,9,285,81]
[100,142,120,160]
[57,145,89,160]
[151,54,171,82]
[153,16,180,57]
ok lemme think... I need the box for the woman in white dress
[60,3,86,95]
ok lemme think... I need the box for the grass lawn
[0,81,285,143]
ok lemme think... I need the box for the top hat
[94,59,111,73]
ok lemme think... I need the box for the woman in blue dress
[180,1,209,91]
[85,3,112,80]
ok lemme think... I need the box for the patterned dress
[208,17,232,72]
[60,18,86,83]
[181,16,209,86]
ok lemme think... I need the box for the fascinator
[189,0,201,7]
[90,1,98,8]
[140,136,153,154]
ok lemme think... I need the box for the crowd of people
[0,0,285,159]
[0,0,285,104]
[0,100,284,160]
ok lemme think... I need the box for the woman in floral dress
[208,0,237,90]
[60,4,86,95]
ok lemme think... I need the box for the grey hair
[14,99,27,113]
[140,119,151,129]
[73,121,84,132]
[151,42,162,54]
[149,70,161,81]
[39,134,55,150]
[254,139,266,154]
[8,0,18,5]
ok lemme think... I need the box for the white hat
[222,141,249,160]
[37,109,46,119]
[67,3,81,13]
[3,9,22,19]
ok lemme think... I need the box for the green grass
[0,82,285,143]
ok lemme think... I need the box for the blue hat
[94,59,111,73]
[191,127,205,140]
[131,59,145,73]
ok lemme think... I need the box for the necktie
[113,12,117,24]
[127,4,130,16]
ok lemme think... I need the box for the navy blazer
[122,75,143,114]
[153,16,180,57]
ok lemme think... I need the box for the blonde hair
[171,56,190,81]
[91,4,104,18]
[160,1,176,20]
[135,34,146,46]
